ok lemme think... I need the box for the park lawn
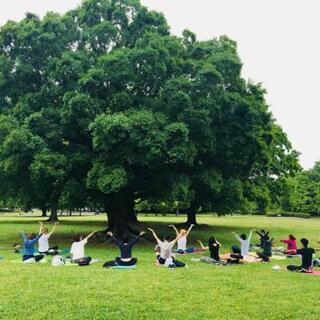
[0,215,319,320]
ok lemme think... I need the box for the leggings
[23,254,44,262]
[157,256,185,268]
[103,257,137,268]
[257,252,271,262]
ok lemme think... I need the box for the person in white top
[148,228,185,268]
[70,231,95,265]
[169,224,194,253]
[38,222,58,254]
[232,230,253,257]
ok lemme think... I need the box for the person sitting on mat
[148,228,185,268]
[20,224,44,263]
[255,229,269,248]
[38,222,59,255]
[70,231,95,265]
[231,230,253,260]
[198,237,222,263]
[169,224,194,254]
[287,238,315,273]
[281,234,297,255]
[256,236,273,262]
[103,231,145,268]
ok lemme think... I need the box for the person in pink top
[281,234,297,254]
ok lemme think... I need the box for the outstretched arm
[248,230,253,243]
[20,231,27,241]
[232,232,242,243]
[49,222,58,237]
[38,222,43,235]
[197,240,208,250]
[85,231,95,241]
[185,224,194,237]
[168,225,179,236]
[170,232,183,246]
[148,228,161,243]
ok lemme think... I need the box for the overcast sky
[1,0,319,169]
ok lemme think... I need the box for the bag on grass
[52,255,65,266]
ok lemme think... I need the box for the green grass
[0,214,319,320]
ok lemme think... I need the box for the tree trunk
[48,199,59,221]
[105,192,139,236]
[186,205,197,225]
[41,207,47,217]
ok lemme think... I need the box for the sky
[0,0,319,169]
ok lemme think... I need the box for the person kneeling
[287,238,315,273]
[103,231,145,268]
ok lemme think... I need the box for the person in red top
[281,234,297,254]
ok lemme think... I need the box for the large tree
[0,0,299,231]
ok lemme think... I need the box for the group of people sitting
[17,222,316,272]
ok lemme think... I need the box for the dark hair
[260,229,266,234]
[208,237,217,250]
[163,235,171,241]
[28,233,36,240]
[300,238,309,247]
[74,234,82,242]
[122,234,129,243]
[240,234,247,240]
[289,234,296,241]
[43,228,49,233]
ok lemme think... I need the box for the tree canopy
[0,0,300,233]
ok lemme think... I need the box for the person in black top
[198,237,222,263]
[287,238,315,272]
[255,229,269,248]
[256,236,273,262]
[103,231,145,268]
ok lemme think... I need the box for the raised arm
[170,232,183,246]
[20,231,27,241]
[49,222,58,237]
[85,231,95,241]
[185,224,194,237]
[232,232,242,243]
[38,222,44,235]
[147,228,161,243]
[168,225,179,236]
[197,240,208,250]
[247,230,253,243]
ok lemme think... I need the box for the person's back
[159,240,174,260]
[297,243,315,270]
[263,239,272,257]
[70,239,87,260]
[38,233,50,253]
[287,238,315,272]
[177,236,187,251]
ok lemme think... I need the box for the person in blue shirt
[21,224,44,262]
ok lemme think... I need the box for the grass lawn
[0,214,319,320]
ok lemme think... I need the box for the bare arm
[168,225,179,236]
[170,233,183,246]
[197,240,208,250]
[38,222,44,235]
[147,228,161,243]
[85,231,95,241]
[232,232,242,243]
[185,224,194,237]
[49,222,58,237]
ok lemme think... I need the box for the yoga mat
[271,256,287,260]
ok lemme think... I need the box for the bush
[266,212,311,218]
